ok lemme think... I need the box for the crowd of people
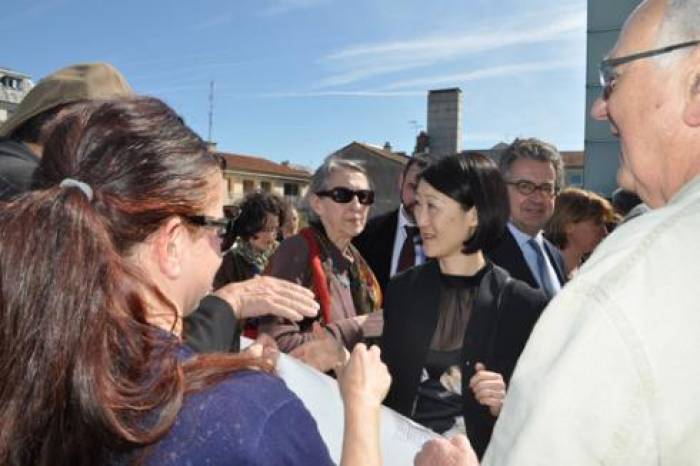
[1,0,700,464]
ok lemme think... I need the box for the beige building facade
[0,67,33,127]
[217,152,311,206]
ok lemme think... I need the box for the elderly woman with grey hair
[260,156,383,371]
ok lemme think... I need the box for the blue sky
[3,0,587,169]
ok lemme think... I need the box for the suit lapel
[543,240,567,285]
[488,230,538,288]
[356,210,399,293]
[409,261,442,355]
[462,269,501,376]
[380,210,399,281]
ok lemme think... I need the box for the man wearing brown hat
[0,62,133,201]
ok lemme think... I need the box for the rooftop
[0,67,32,79]
[340,141,410,165]
[217,152,312,179]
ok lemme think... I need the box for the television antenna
[208,80,215,143]
[409,120,422,134]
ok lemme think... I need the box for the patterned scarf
[310,224,382,316]
[233,239,278,274]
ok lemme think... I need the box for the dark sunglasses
[316,187,375,205]
[184,206,241,253]
[599,40,700,100]
[506,180,557,197]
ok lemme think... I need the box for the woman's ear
[465,206,479,228]
[309,193,323,217]
[154,216,185,279]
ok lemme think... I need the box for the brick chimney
[427,88,462,157]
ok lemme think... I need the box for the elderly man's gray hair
[498,137,566,191]
[655,0,700,65]
[303,155,371,223]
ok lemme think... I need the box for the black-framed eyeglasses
[599,40,700,100]
[184,207,240,252]
[506,180,557,197]
[316,187,375,205]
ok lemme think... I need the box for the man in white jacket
[416,0,700,464]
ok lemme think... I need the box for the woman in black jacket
[381,152,548,459]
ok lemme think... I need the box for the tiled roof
[0,67,32,79]
[217,152,312,179]
[342,141,410,165]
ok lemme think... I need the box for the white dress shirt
[507,222,562,294]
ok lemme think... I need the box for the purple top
[114,344,334,465]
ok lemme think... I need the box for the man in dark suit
[486,138,567,297]
[353,153,433,294]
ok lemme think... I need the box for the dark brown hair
[0,97,270,465]
[232,191,285,240]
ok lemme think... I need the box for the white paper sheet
[241,337,438,465]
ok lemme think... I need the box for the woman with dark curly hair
[214,192,285,287]
[0,97,390,466]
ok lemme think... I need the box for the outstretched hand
[214,276,319,321]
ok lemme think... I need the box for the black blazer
[486,228,567,290]
[352,209,400,295]
[380,261,547,459]
[183,296,239,353]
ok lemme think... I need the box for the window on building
[1,77,21,90]
[243,180,255,193]
[260,181,271,192]
[283,183,299,196]
[567,171,584,187]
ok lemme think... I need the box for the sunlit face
[566,217,608,255]
[414,180,477,260]
[400,163,423,222]
[249,212,280,252]
[506,158,557,236]
[589,0,688,208]
[181,172,226,314]
[311,168,371,245]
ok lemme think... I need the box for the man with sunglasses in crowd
[486,137,567,298]
[417,0,700,464]
[353,153,433,294]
